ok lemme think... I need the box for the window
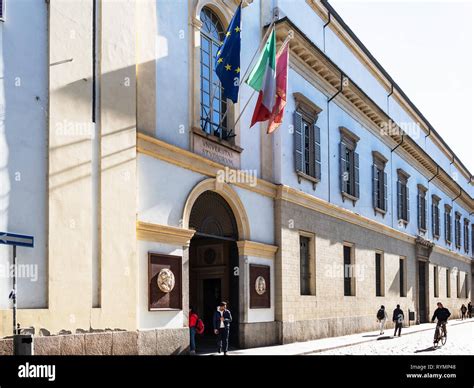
[200,8,229,139]
[446,268,451,298]
[454,212,461,249]
[431,195,440,239]
[471,224,474,257]
[457,271,461,298]
[294,93,322,185]
[463,219,469,254]
[299,234,315,295]
[339,127,360,201]
[397,169,410,224]
[343,244,355,296]
[417,185,427,232]
[444,204,452,244]
[399,257,406,297]
[465,273,469,298]
[433,265,439,298]
[372,152,388,214]
[375,252,384,297]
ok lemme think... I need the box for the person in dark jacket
[431,302,451,342]
[213,301,232,355]
[392,304,404,337]
[460,304,467,320]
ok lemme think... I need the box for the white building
[0,0,472,354]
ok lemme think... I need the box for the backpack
[196,318,205,335]
[377,309,385,320]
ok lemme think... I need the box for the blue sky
[330,0,473,172]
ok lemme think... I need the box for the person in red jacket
[189,306,199,354]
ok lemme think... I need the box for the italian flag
[246,29,277,128]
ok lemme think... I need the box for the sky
[329,0,474,173]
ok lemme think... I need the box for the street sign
[0,232,34,248]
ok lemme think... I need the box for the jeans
[379,319,386,333]
[394,322,402,337]
[190,327,196,352]
[218,327,230,353]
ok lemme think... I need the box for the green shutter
[294,112,304,173]
[354,151,360,198]
[314,124,321,180]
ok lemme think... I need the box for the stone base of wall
[0,328,189,355]
[239,322,280,348]
[280,316,397,344]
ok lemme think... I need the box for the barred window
[431,195,440,239]
[454,212,461,249]
[417,185,427,232]
[372,151,388,214]
[444,205,452,244]
[200,7,228,139]
[397,169,410,224]
[294,93,322,186]
[340,127,360,201]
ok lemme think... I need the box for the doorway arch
[184,179,247,350]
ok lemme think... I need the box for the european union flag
[215,3,241,103]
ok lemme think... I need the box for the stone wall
[0,328,189,355]
[274,198,471,344]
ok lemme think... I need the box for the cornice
[236,240,278,259]
[274,18,473,212]
[137,132,278,199]
[305,0,473,186]
[136,221,196,247]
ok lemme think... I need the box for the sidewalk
[227,318,474,356]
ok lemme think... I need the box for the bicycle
[433,320,447,348]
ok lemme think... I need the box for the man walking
[213,301,232,355]
[392,304,404,337]
[376,305,388,335]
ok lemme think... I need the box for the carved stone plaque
[193,132,241,169]
[249,264,271,309]
[149,253,182,310]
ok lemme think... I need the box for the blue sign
[0,232,34,248]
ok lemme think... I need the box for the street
[312,320,473,355]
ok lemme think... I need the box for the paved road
[312,320,474,355]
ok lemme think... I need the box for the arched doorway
[188,190,240,349]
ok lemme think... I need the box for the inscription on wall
[193,133,240,169]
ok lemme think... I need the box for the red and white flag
[267,41,289,134]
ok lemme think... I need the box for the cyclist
[431,302,451,344]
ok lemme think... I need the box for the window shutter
[372,165,378,209]
[294,112,304,173]
[436,207,440,237]
[431,203,435,235]
[339,143,346,194]
[417,193,421,229]
[445,213,449,242]
[406,185,410,222]
[383,172,388,212]
[397,181,402,220]
[314,124,321,180]
[424,197,428,231]
[354,151,360,198]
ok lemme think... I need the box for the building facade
[0,0,472,354]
